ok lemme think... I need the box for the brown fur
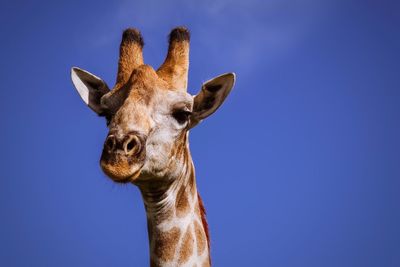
[194,221,206,255]
[153,227,181,262]
[116,28,144,87]
[175,188,190,218]
[178,226,194,264]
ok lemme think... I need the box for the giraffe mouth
[100,152,145,183]
[101,162,144,183]
[127,168,142,182]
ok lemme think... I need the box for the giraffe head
[71,27,235,184]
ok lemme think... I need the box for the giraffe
[71,27,235,267]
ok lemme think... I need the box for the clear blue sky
[0,0,399,266]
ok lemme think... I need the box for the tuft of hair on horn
[168,27,190,43]
[121,28,144,47]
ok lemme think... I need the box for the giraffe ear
[189,73,236,128]
[71,67,110,115]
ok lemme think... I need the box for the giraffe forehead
[125,85,193,112]
[120,65,192,107]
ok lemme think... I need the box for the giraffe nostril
[124,135,141,155]
[105,136,116,152]
[127,139,136,151]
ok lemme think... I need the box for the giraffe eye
[172,109,191,124]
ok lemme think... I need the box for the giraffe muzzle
[100,131,147,182]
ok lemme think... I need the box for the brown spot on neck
[194,220,206,255]
[178,226,194,264]
[175,187,190,218]
[174,150,196,218]
[153,227,181,263]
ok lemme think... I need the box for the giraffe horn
[157,27,190,91]
[115,28,144,88]
[100,28,144,111]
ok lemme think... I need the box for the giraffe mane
[197,193,211,266]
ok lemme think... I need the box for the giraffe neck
[138,163,210,267]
